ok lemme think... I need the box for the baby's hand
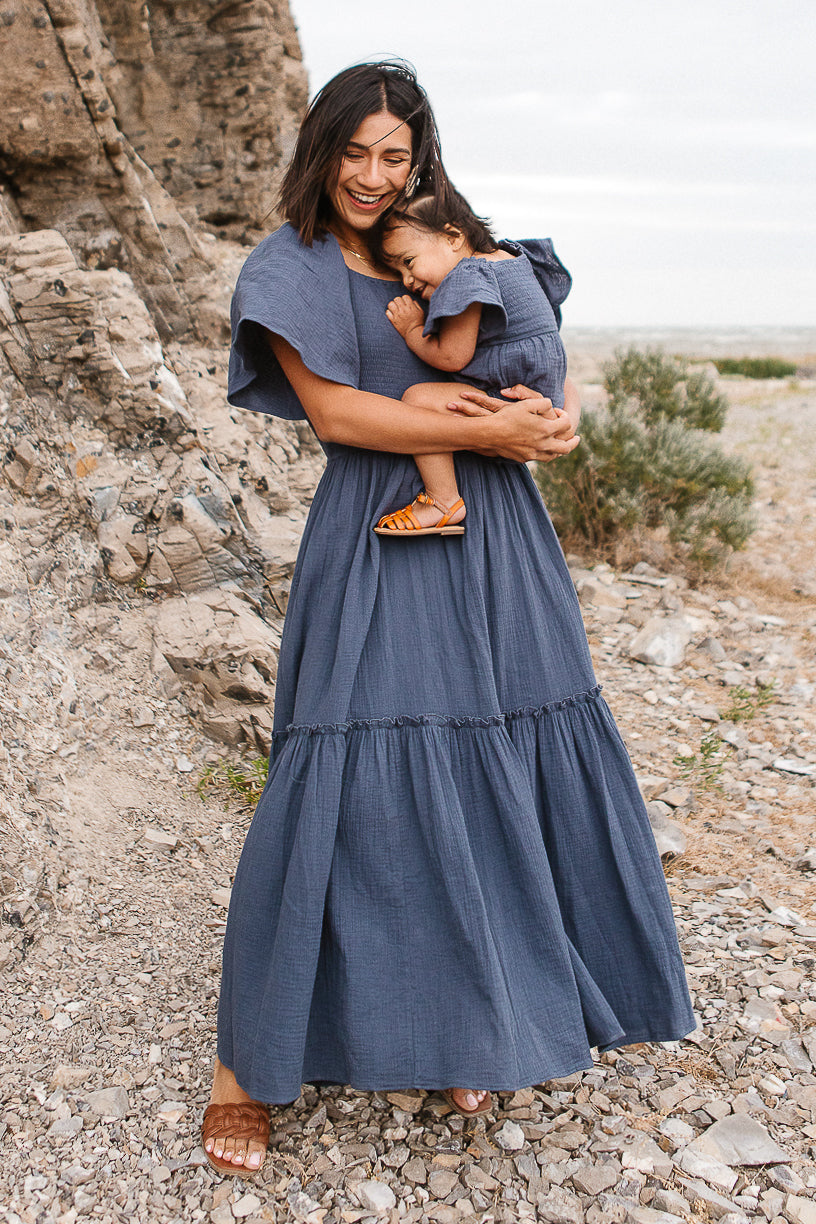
[386,295,425,339]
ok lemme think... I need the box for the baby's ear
[444,225,466,249]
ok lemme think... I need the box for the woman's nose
[356,155,387,189]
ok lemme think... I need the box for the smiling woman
[203,59,695,1179]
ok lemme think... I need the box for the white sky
[289,0,815,326]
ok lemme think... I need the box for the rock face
[0,0,308,337]
[0,0,319,750]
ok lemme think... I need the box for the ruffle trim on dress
[272,685,603,740]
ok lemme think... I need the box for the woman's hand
[446,384,580,463]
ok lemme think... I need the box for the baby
[374,190,571,536]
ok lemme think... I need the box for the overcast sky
[290,0,815,327]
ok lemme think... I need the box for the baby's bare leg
[403,383,466,525]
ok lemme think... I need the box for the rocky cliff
[0,0,326,768]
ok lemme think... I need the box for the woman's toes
[463,1091,482,1110]
[245,1140,265,1170]
[230,1138,248,1166]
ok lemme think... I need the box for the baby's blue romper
[423,239,569,406]
[218,223,694,1103]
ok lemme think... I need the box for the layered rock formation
[0,0,322,757]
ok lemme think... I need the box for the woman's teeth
[347,190,383,206]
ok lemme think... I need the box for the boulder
[629,616,694,668]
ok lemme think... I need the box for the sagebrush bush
[536,347,755,567]
[605,346,728,431]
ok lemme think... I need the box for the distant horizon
[560,323,816,355]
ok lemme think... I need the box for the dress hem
[219,1018,696,1106]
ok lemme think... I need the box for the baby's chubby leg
[403,384,466,528]
[373,383,468,534]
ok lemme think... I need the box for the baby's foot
[374,491,466,535]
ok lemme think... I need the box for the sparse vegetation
[722,679,777,722]
[197,757,269,810]
[535,347,755,567]
[714,357,797,379]
[674,729,728,792]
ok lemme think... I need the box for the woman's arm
[267,332,579,463]
[385,296,481,373]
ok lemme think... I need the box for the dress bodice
[346,269,440,398]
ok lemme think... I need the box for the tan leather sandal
[374,491,466,536]
[201,1101,270,1177]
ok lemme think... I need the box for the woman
[202,61,694,1176]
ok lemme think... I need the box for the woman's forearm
[269,332,490,454]
[267,333,580,463]
[317,384,493,453]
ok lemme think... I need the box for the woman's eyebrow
[346,139,411,155]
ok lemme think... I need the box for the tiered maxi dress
[218,223,694,1104]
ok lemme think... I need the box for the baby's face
[381,223,464,300]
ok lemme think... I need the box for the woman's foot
[442,1088,493,1116]
[202,1057,269,1173]
[374,491,466,535]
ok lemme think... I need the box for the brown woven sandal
[440,1088,494,1117]
[201,1101,270,1177]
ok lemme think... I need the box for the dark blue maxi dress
[218,224,694,1104]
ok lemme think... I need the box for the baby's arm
[386,296,482,373]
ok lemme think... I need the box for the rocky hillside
[0,0,325,758]
[0,0,333,976]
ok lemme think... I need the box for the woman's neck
[329,222,398,280]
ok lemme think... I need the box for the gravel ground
[2,376,816,1224]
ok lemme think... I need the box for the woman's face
[327,110,413,236]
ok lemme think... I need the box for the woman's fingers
[451,389,507,413]
[498,384,545,403]
[446,400,492,416]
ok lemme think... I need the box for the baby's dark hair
[379,187,499,257]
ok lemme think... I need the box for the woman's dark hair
[279,60,453,245]
[379,188,498,258]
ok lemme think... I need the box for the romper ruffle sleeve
[227,223,360,420]
[508,238,572,329]
[423,258,508,338]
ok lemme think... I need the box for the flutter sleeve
[507,238,572,329]
[422,259,508,339]
[227,223,360,420]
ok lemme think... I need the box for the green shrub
[606,347,727,431]
[536,348,755,566]
[713,357,796,379]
